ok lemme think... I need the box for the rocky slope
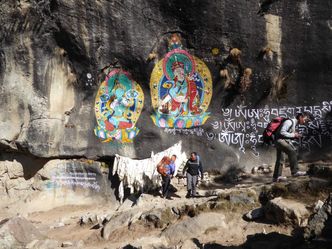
[1,162,332,249]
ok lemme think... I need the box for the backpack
[156,156,171,176]
[262,117,289,145]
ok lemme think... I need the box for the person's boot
[185,190,191,198]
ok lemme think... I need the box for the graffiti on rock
[94,69,144,143]
[47,172,101,191]
[206,101,332,154]
[150,34,212,128]
[46,163,101,192]
[163,127,205,136]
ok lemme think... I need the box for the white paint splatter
[264,14,282,68]
[327,20,332,31]
[298,0,311,21]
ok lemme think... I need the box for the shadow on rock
[202,232,331,249]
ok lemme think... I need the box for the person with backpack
[182,152,203,198]
[273,112,310,182]
[161,155,177,200]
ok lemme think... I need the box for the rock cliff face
[1,0,332,170]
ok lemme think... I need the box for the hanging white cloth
[112,141,187,201]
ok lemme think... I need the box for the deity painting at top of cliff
[150,34,212,128]
[94,69,144,143]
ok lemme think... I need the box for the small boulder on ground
[102,210,140,240]
[244,207,265,221]
[264,197,309,226]
[0,217,44,249]
[162,212,226,245]
[26,239,60,249]
[304,193,332,240]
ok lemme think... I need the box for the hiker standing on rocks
[161,155,177,200]
[183,152,203,198]
[273,112,310,182]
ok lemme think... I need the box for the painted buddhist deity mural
[150,34,212,128]
[94,69,144,143]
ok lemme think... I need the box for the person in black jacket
[182,152,203,198]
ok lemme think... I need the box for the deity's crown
[171,61,184,71]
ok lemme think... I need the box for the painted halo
[163,49,195,80]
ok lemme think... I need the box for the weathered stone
[314,200,324,213]
[307,164,332,178]
[140,207,179,229]
[0,0,330,171]
[79,213,108,227]
[264,197,309,226]
[26,239,60,249]
[5,178,32,191]
[75,240,85,248]
[5,160,24,179]
[0,217,44,249]
[244,207,265,221]
[102,210,140,240]
[36,159,116,205]
[162,212,226,245]
[181,239,200,249]
[308,178,331,192]
[227,189,257,205]
[61,241,73,247]
[140,212,162,228]
[0,162,7,176]
[304,193,332,240]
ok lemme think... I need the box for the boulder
[102,210,141,240]
[0,162,8,176]
[26,239,60,249]
[180,239,200,249]
[5,160,24,179]
[79,213,109,227]
[304,193,332,240]
[140,207,178,229]
[162,212,226,245]
[32,159,116,209]
[264,197,309,226]
[61,241,73,247]
[228,190,257,205]
[244,207,265,221]
[307,164,332,178]
[0,217,44,249]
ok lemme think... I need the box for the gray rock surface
[180,239,200,249]
[304,193,332,240]
[0,217,44,249]
[162,212,226,245]
[0,159,116,212]
[264,197,309,226]
[6,160,24,179]
[102,210,140,240]
[0,0,331,171]
[26,239,60,249]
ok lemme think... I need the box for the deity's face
[173,67,185,82]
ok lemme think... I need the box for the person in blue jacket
[161,155,177,200]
